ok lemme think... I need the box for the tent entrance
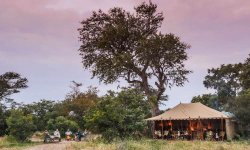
[154,119,226,140]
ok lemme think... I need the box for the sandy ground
[24,141,73,150]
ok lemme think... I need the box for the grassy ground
[0,136,41,150]
[71,139,250,150]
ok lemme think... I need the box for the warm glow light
[168,121,172,126]
[208,122,212,129]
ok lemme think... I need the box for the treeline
[191,54,250,137]
[0,76,151,142]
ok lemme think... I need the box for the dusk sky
[1,0,249,109]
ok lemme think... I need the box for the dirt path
[24,141,73,150]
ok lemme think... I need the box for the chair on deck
[164,130,169,139]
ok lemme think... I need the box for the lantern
[208,122,212,129]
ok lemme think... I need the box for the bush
[6,110,36,142]
[84,89,151,142]
[47,116,79,137]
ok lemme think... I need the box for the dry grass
[70,139,250,150]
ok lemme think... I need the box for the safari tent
[146,102,235,140]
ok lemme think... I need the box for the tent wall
[225,119,235,140]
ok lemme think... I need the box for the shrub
[6,110,36,142]
[47,116,79,137]
[84,89,151,142]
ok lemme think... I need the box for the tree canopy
[78,2,191,115]
[191,94,220,110]
[203,54,250,110]
[0,72,28,101]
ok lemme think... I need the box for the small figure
[65,129,72,141]
[44,130,50,143]
[54,129,61,142]
[75,129,82,141]
[215,131,219,141]
[82,129,88,139]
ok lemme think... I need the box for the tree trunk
[151,103,160,138]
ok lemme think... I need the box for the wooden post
[161,119,164,139]
[221,116,224,141]
[221,116,223,132]
[153,121,155,139]
[170,117,172,131]
[189,117,192,140]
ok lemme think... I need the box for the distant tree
[84,89,151,142]
[21,100,57,131]
[240,54,250,90]
[6,110,36,142]
[203,54,250,110]
[78,2,191,116]
[191,94,221,110]
[59,82,99,127]
[0,72,28,101]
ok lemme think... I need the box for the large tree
[0,72,28,135]
[203,54,250,110]
[78,2,191,116]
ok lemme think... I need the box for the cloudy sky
[1,0,249,109]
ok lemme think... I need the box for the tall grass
[0,136,40,149]
[71,139,250,150]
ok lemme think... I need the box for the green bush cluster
[6,110,36,142]
[84,89,151,142]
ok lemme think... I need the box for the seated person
[65,129,72,141]
[215,131,219,141]
[54,129,61,142]
[164,130,169,138]
[44,130,50,143]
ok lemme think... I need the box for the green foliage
[58,83,99,127]
[0,72,28,101]
[0,72,28,136]
[202,54,250,136]
[0,105,7,136]
[84,89,151,142]
[21,99,57,131]
[78,2,191,114]
[232,89,250,137]
[6,110,36,142]
[203,54,250,110]
[47,116,79,137]
[191,94,221,110]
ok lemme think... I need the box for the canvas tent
[146,102,235,140]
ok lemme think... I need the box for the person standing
[76,129,82,141]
